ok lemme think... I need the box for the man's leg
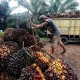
[59,40,66,54]
[51,44,55,54]
[51,36,58,54]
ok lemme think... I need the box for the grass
[0,32,4,37]
[40,37,49,42]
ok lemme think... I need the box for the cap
[39,15,47,19]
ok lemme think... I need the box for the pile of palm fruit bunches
[0,28,78,80]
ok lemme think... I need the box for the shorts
[51,35,61,47]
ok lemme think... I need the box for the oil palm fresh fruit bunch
[2,41,19,53]
[18,63,45,80]
[0,72,17,80]
[0,41,19,71]
[33,52,50,71]
[2,28,14,41]
[30,42,44,52]
[44,59,66,80]
[44,68,60,80]
[6,48,33,76]
[64,64,78,80]
[0,44,10,71]
[49,59,66,75]
[44,59,78,80]
[2,28,35,47]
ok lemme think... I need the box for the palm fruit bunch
[64,64,78,80]
[14,28,35,47]
[0,72,17,80]
[18,63,45,80]
[44,59,78,80]
[2,28,35,47]
[0,41,19,71]
[33,52,50,71]
[49,59,66,75]
[0,43,10,71]
[6,48,33,76]
[31,42,44,52]
[2,28,14,41]
[2,41,19,53]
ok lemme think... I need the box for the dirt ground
[43,42,80,80]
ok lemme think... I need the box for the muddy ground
[43,42,80,79]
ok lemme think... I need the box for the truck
[47,18,80,44]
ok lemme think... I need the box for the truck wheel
[61,36,68,44]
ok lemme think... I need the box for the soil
[43,42,80,80]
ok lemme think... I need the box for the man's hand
[29,21,48,29]
[30,21,39,28]
[30,21,38,27]
[31,27,37,29]
[30,21,34,26]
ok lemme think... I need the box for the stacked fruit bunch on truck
[0,28,78,80]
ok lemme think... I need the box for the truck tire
[61,36,68,44]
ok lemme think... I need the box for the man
[30,15,66,54]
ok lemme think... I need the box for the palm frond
[51,0,79,14]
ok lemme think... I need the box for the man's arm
[30,22,48,29]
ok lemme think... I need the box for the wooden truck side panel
[53,18,80,36]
